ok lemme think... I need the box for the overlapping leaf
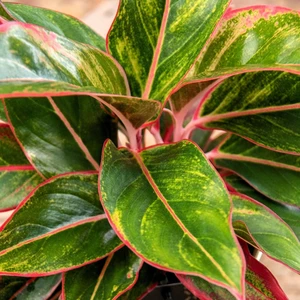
[170,82,214,114]
[63,247,142,300]
[0,2,106,50]
[11,275,61,300]
[232,193,300,272]
[0,276,28,299]
[225,174,300,240]
[0,22,128,94]
[108,0,230,102]
[100,140,244,297]
[0,125,43,210]
[212,135,300,207]
[118,264,160,300]
[5,96,118,178]
[186,6,300,82]
[0,173,122,275]
[177,242,288,300]
[198,72,300,154]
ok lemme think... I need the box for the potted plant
[0,0,299,299]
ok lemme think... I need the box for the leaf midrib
[132,151,237,288]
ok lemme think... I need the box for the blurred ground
[1,0,300,299]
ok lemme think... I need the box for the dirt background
[2,0,300,299]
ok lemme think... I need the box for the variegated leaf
[108,0,230,102]
[63,247,142,300]
[197,72,300,154]
[211,135,300,207]
[177,241,288,300]
[0,2,106,50]
[225,174,300,240]
[232,193,300,272]
[0,173,122,275]
[186,6,300,82]
[100,140,244,298]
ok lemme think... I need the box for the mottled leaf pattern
[212,135,300,207]
[232,193,300,272]
[226,174,300,240]
[63,247,142,300]
[0,22,128,95]
[0,173,122,275]
[108,0,230,102]
[1,2,106,50]
[100,140,243,297]
[199,72,300,154]
[178,242,288,300]
[186,6,300,82]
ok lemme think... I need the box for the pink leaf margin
[0,171,124,277]
[98,139,246,300]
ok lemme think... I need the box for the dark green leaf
[118,264,160,300]
[5,96,117,178]
[232,193,300,272]
[0,173,122,275]
[0,125,43,210]
[63,261,104,300]
[14,275,61,300]
[213,135,300,207]
[226,175,300,240]
[199,72,300,154]
[0,276,27,299]
[63,247,142,300]
[100,140,244,297]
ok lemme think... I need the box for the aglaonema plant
[0,0,299,299]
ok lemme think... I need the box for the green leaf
[0,173,122,275]
[232,193,300,272]
[178,274,236,300]
[0,276,28,299]
[13,275,61,300]
[100,140,244,297]
[212,135,300,207]
[0,21,128,95]
[198,71,300,154]
[0,4,13,21]
[186,6,300,82]
[63,261,105,300]
[2,2,106,50]
[226,175,300,241]
[118,263,161,300]
[4,93,161,178]
[0,125,43,210]
[5,96,118,178]
[178,242,288,300]
[108,0,230,102]
[63,247,142,300]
